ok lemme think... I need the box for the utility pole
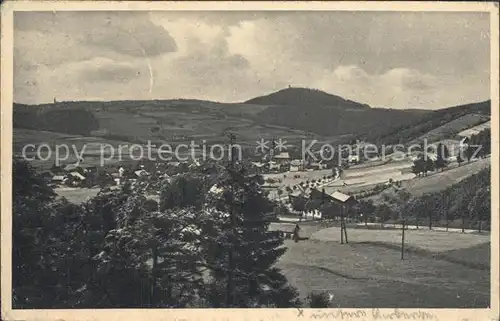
[401,219,406,260]
[340,204,348,244]
[343,206,348,244]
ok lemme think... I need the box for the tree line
[14,104,99,136]
[13,158,325,308]
[356,167,491,231]
[369,100,490,146]
[411,127,490,177]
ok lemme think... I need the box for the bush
[306,291,331,308]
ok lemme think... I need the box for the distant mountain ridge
[244,87,371,109]
[13,87,491,146]
[243,87,430,139]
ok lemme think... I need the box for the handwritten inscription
[372,309,437,320]
[302,309,437,320]
[310,309,367,319]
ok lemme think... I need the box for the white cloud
[14,11,490,109]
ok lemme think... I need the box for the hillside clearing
[410,113,490,144]
[397,158,490,197]
[277,240,489,308]
[274,226,490,307]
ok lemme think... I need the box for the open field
[14,129,136,169]
[410,113,490,144]
[88,102,326,146]
[271,223,490,307]
[458,120,491,138]
[393,157,489,197]
[343,160,413,178]
[329,162,414,190]
[311,226,490,252]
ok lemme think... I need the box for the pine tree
[424,157,435,176]
[202,162,300,308]
[435,143,449,172]
[411,158,423,177]
[91,188,210,307]
[358,200,375,226]
[12,159,58,307]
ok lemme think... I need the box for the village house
[69,171,86,181]
[289,159,305,172]
[308,160,327,170]
[251,161,268,174]
[268,161,281,172]
[62,163,84,174]
[347,154,360,164]
[134,169,149,178]
[51,174,67,186]
[309,189,357,220]
[273,152,290,165]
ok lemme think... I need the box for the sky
[14,11,491,109]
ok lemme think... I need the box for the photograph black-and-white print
[1,2,499,319]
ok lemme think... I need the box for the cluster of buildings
[43,164,100,187]
[250,151,335,174]
[42,158,205,189]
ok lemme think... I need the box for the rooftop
[330,191,353,203]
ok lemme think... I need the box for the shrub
[306,291,331,308]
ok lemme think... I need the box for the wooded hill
[13,88,490,146]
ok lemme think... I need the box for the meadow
[410,113,490,144]
[271,222,490,307]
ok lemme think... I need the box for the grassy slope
[397,158,490,197]
[277,239,489,308]
[270,223,490,307]
[410,113,490,144]
[14,100,321,147]
[458,120,491,137]
[13,129,139,169]
[374,100,490,145]
[361,157,490,204]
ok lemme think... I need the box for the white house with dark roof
[273,152,290,165]
[52,175,67,184]
[330,191,354,204]
[69,172,86,181]
[290,159,305,172]
[134,169,149,178]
